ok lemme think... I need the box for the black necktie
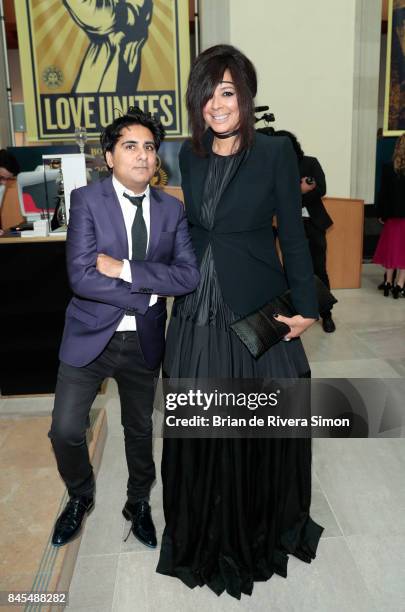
[123,193,147,260]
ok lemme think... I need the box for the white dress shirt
[112,175,157,332]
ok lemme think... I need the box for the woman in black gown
[156,44,323,599]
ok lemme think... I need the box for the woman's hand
[273,314,317,340]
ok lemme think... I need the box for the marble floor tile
[112,552,151,612]
[360,271,384,291]
[112,538,376,612]
[330,297,405,326]
[0,395,55,415]
[354,327,405,360]
[0,411,106,599]
[0,416,54,469]
[0,571,44,592]
[103,397,124,437]
[0,418,14,449]
[345,534,405,612]
[78,436,128,557]
[0,416,65,584]
[239,537,377,612]
[386,357,405,377]
[313,439,405,536]
[310,477,343,538]
[66,553,119,611]
[309,358,401,378]
[344,318,405,334]
[301,323,375,361]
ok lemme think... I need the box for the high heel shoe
[391,285,403,299]
[383,282,392,297]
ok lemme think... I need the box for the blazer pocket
[67,302,98,328]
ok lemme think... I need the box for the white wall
[199,0,230,50]
[378,33,387,129]
[350,0,382,203]
[200,0,382,202]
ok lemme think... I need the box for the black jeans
[303,218,332,318]
[49,332,159,503]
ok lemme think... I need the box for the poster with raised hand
[15,0,190,141]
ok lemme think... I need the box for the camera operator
[273,131,335,333]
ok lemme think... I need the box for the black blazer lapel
[188,130,250,226]
[190,160,210,219]
[186,129,211,218]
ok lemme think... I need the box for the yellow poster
[15,0,190,141]
[384,0,405,135]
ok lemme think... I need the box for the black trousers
[49,332,159,503]
[303,218,332,317]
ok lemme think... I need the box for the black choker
[210,128,239,139]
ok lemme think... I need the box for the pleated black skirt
[156,303,324,599]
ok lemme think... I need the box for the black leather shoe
[383,282,392,297]
[122,500,157,548]
[51,495,94,547]
[322,315,336,333]
[392,285,404,299]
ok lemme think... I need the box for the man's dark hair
[0,149,20,175]
[100,107,165,164]
[186,44,257,156]
[272,130,305,161]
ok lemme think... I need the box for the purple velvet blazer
[59,176,199,369]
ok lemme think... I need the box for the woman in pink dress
[373,134,405,298]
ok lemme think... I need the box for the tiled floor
[0,409,106,609]
[1,263,405,611]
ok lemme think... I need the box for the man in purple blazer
[49,108,199,548]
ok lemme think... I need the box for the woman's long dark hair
[186,44,257,155]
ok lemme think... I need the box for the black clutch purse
[230,277,337,359]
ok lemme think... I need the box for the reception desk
[0,235,70,396]
[323,197,364,289]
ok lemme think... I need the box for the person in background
[0,149,20,234]
[378,271,396,291]
[0,149,19,185]
[373,133,405,298]
[273,131,335,332]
